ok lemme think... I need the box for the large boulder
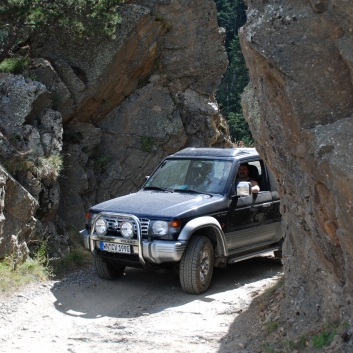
[31,4,168,125]
[51,0,232,229]
[0,164,38,261]
[240,0,353,337]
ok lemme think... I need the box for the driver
[236,163,260,194]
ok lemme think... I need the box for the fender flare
[178,216,228,257]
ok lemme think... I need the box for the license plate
[100,242,131,254]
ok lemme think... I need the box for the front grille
[96,215,150,239]
[140,219,150,237]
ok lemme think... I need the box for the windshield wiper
[173,188,212,196]
[144,186,173,192]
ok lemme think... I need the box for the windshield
[144,159,233,194]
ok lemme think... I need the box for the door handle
[262,202,272,207]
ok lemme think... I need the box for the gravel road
[0,254,282,353]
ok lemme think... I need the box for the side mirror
[145,176,150,182]
[236,181,252,197]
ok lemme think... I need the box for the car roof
[170,147,259,159]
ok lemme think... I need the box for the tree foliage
[0,0,123,64]
[214,0,253,145]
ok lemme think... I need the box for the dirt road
[0,255,282,353]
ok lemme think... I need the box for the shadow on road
[50,255,282,320]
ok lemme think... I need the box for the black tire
[94,255,125,280]
[179,235,214,294]
[274,249,282,259]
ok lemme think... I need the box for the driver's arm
[250,180,260,194]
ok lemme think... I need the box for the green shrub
[141,136,154,152]
[36,241,49,265]
[0,57,30,74]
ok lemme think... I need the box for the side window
[248,160,264,191]
[235,159,271,193]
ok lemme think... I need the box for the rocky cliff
[0,0,231,258]
[240,0,353,338]
[0,74,70,259]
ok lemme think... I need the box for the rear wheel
[94,255,126,280]
[179,235,214,294]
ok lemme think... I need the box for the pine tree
[214,0,253,145]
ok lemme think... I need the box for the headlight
[121,221,133,239]
[152,221,168,236]
[95,218,107,235]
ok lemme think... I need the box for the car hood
[90,190,226,219]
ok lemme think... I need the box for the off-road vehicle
[79,148,282,294]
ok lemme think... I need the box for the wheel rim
[200,249,210,284]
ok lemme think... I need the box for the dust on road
[0,255,282,353]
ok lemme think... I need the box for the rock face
[0,164,38,263]
[0,73,70,259]
[240,0,353,337]
[29,1,231,229]
[0,1,231,255]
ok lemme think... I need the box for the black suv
[79,148,282,294]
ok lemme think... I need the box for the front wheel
[179,235,214,294]
[94,255,126,280]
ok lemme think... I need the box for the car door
[225,159,277,250]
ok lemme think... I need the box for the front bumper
[79,229,187,264]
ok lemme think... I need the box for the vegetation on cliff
[0,0,124,64]
[214,0,253,145]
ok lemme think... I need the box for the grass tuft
[266,321,279,333]
[37,154,63,181]
[265,275,285,296]
[3,153,63,181]
[262,342,277,353]
[50,249,92,278]
[0,229,92,294]
[0,255,51,294]
[312,330,337,348]
[50,232,92,278]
